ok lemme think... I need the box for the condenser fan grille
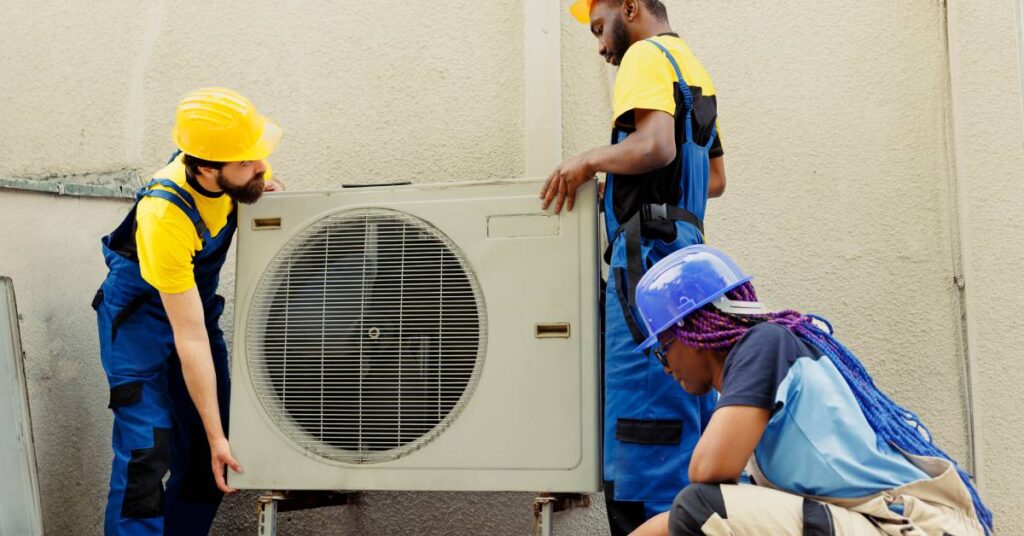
[246,208,485,463]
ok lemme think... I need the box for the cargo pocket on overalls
[110,293,153,343]
[108,381,143,408]
[616,418,683,445]
[613,419,685,500]
[121,427,172,518]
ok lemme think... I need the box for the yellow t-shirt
[611,34,723,157]
[135,153,271,293]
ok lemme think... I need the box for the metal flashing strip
[0,169,139,199]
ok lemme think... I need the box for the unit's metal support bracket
[533,493,591,536]
[257,490,358,536]
[256,490,587,535]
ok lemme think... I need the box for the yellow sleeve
[264,160,274,182]
[612,41,677,126]
[136,208,198,294]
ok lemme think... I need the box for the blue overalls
[92,163,235,535]
[603,39,719,517]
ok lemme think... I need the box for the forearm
[688,450,743,484]
[158,284,240,493]
[688,406,768,483]
[539,110,674,213]
[161,288,227,443]
[688,433,750,484]
[583,133,675,177]
[175,333,226,442]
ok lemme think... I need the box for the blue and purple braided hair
[669,282,993,533]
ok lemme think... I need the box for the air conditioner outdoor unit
[228,178,601,493]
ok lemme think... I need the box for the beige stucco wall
[0,0,526,184]
[0,0,1019,533]
[946,0,1024,528]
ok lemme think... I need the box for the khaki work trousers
[670,454,984,535]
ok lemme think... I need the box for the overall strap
[148,178,199,211]
[616,211,649,345]
[612,267,649,345]
[134,179,161,202]
[706,123,718,150]
[139,151,209,239]
[645,38,694,143]
[645,39,719,151]
[139,188,209,240]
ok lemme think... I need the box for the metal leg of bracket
[533,493,591,536]
[257,491,357,536]
[257,492,285,536]
[534,496,554,536]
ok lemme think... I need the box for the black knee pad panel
[122,428,172,518]
[802,498,836,536]
[669,483,727,536]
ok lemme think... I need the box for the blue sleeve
[716,323,800,411]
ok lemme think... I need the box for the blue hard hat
[634,245,753,353]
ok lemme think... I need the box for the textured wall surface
[946,0,1024,528]
[0,0,526,185]
[0,0,1018,533]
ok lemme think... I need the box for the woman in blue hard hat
[627,245,990,535]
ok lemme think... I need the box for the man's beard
[608,15,631,65]
[217,171,265,204]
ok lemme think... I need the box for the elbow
[687,458,712,484]
[708,164,726,198]
[688,456,741,484]
[708,174,726,198]
[646,138,676,170]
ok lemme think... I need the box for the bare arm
[160,287,242,493]
[541,109,675,213]
[625,409,763,535]
[584,109,677,176]
[688,405,769,483]
[708,156,725,198]
[629,511,670,536]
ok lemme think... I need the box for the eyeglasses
[651,338,676,368]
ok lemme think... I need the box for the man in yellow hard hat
[92,87,282,535]
[540,1,726,534]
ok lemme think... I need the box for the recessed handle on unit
[535,323,571,339]
[252,217,281,230]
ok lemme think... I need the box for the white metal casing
[0,278,44,535]
[229,179,600,492]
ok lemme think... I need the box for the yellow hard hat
[172,87,282,162]
[570,0,593,23]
